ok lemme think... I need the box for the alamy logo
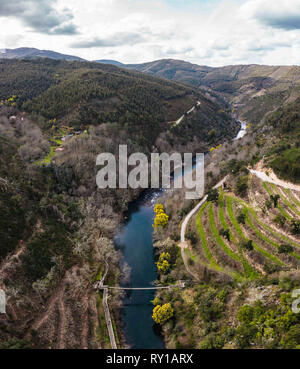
[0,289,6,314]
[96,146,205,199]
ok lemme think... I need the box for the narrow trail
[94,260,117,349]
[103,287,117,349]
[171,101,201,127]
[56,291,66,349]
[250,169,300,192]
[80,296,89,349]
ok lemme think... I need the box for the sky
[0,0,299,66]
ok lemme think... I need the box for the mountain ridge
[0,47,85,61]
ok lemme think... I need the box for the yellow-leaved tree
[156,252,171,273]
[152,303,174,325]
[153,204,169,228]
[154,204,164,214]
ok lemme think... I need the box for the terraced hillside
[185,174,300,281]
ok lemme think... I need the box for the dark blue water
[114,190,165,349]
[114,156,207,348]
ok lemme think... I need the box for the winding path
[171,101,201,127]
[179,176,229,278]
[250,169,300,192]
[102,287,117,349]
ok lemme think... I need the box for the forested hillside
[125,59,300,126]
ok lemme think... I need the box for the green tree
[281,324,300,349]
[208,129,216,141]
[274,214,286,227]
[235,176,248,196]
[156,252,171,273]
[219,228,230,241]
[237,213,246,225]
[270,194,280,208]
[152,297,161,306]
[207,189,219,204]
[186,231,198,245]
[241,240,254,251]
[237,305,255,324]
[278,244,294,254]
[291,219,300,234]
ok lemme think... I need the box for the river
[114,190,165,349]
[114,120,247,349]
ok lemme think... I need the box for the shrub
[153,212,169,228]
[207,189,219,204]
[237,305,255,324]
[156,252,171,274]
[152,297,161,306]
[281,324,300,349]
[171,233,180,242]
[152,303,174,325]
[237,213,246,225]
[186,231,198,245]
[235,324,258,349]
[274,214,286,227]
[270,194,280,208]
[235,176,248,196]
[278,244,294,254]
[154,204,164,214]
[241,240,254,251]
[265,199,273,210]
[219,228,230,241]
[291,219,300,234]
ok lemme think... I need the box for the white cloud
[0,0,78,34]
[0,0,300,66]
[241,0,300,30]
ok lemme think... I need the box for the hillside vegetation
[0,59,238,150]
[125,59,300,126]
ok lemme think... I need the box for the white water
[234,121,247,140]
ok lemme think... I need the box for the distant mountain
[3,48,300,125]
[124,58,300,124]
[125,59,214,87]
[94,59,124,67]
[0,47,85,61]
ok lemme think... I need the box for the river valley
[114,120,247,349]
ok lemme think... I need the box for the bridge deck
[106,285,182,290]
